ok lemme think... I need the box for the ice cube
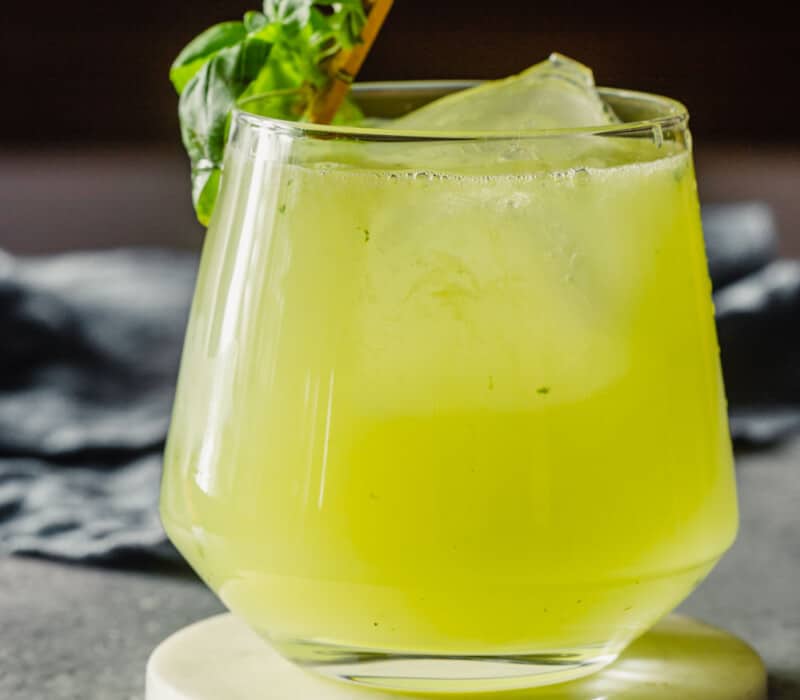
[299,55,669,175]
[394,53,618,132]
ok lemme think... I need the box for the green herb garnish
[171,1,370,226]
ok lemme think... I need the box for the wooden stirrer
[309,0,394,124]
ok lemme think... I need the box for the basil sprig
[171,1,367,225]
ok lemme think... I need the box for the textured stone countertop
[1,438,798,699]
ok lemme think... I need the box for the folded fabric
[0,249,195,458]
[717,261,800,443]
[0,202,797,565]
[702,202,800,443]
[0,454,175,563]
[1,249,196,564]
[703,201,777,288]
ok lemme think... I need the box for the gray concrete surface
[1,439,798,699]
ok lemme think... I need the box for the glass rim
[235,80,689,142]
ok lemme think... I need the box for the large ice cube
[296,54,669,175]
[394,53,618,132]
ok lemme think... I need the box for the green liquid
[162,141,737,657]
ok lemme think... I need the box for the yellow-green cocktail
[161,57,737,691]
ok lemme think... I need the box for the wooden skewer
[309,0,394,124]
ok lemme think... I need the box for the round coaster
[146,613,765,699]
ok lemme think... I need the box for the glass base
[275,639,618,693]
[146,613,767,700]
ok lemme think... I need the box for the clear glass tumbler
[161,83,738,693]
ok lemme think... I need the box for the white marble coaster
[146,613,766,699]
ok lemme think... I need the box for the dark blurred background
[2,1,799,252]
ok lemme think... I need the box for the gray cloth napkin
[0,249,196,564]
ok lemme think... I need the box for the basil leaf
[191,167,222,229]
[316,0,366,48]
[244,11,268,33]
[178,37,273,225]
[173,1,374,226]
[170,22,247,94]
[263,0,313,32]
